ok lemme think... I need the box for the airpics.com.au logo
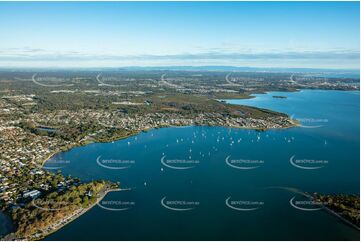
[97,73,125,87]
[289,155,328,170]
[291,114,328,129]
[32,73,74,87]
[225,156,264,170]
[161,197,200,211]
[225,197,264,211]
[161,156,200,170]
[96,118,121,129]
[97,200,135,211]
[96,156,135,170]
[289,196,328,211]
[42,159,71,170]
[32,199,72,211]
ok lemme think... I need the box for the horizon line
[0,65,359,72]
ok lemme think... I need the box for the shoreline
[29,187,121,241]
[302,193,360,231]
[40,90,302,169]
[41,119,299,167]
[4,100,300,240]
[29,121,299,239]
[0,187,121,241]
[321,203,360,231]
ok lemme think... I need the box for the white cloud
[0,47,359,69]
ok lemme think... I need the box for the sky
[0,1,359,69]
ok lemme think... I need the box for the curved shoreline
[5,96,300,240]
[41,121,299,165]
[33,121,298,239]
[304,193,360,231]
[31,187,122,241]
[14,116,360,240]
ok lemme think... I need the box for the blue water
[227,90,360,144]
[0,212,13,238]
[44,90,359,240]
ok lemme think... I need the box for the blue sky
[0,1,359,69]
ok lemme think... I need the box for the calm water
[0,212,13,238]
[44,90,360,240]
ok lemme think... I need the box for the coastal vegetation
[5,181,118,240]
[0,70,359,240]
[313,193,360,228]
